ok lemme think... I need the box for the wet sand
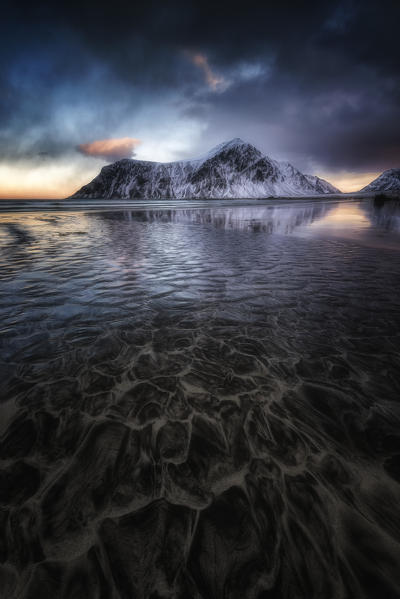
[1,199,400,598]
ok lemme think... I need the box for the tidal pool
[1,198,400,598]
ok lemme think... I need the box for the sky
[0,0,399,197]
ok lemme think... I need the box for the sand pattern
[1,201,400,598]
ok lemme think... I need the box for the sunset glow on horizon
[0,153,384,199]
[314,171,381,194]
[0,161,101,199]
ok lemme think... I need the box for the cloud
[188,52,228,92]
[77,137,141,161]
[1,0,400,182]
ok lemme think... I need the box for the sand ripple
[1,201,400,598]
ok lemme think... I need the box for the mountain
[303,174,341,195]
[70,138,341,199]
[360,169,400,193]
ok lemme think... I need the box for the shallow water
[1,198,400,598]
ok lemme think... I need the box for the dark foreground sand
[1,200,400,598]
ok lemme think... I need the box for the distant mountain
[70,138,341,199]
[360,169,400,193]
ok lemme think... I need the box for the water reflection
[1,198,400,598]
[1,198,400,244]
[98,198,400,241]
[113,201,334,233]
[310,202,371,231]
[302,199,400,247]
[365,198,400,232]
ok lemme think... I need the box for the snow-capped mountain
[360,169,400,193]
[70,138,341,199]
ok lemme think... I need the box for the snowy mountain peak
[216,137,247,149]
[197,138,263,162]
[70,139,341,199]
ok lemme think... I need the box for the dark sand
[1,198,400,598]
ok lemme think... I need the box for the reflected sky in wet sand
[1,197,400,599]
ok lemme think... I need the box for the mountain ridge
[360,169,400,193]
[70,138,341,199]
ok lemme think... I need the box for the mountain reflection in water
[117,201,332,233]
[0,198,400,599]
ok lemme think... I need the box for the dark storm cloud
[1,0,399,172]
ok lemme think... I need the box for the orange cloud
[77,137,141,161]
[189,52,226,91]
